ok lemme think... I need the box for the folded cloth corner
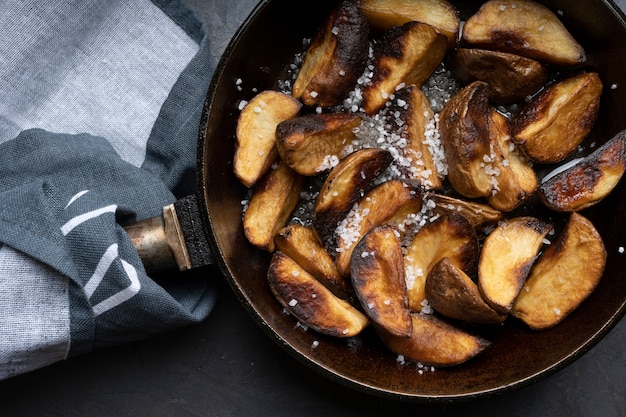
[0,130,216,380]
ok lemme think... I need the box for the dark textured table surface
[3,1,626,416]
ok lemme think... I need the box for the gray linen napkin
[0,0,217,379]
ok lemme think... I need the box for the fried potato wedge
[539,129,626,212]
[478,217,553,314]
[385,85,444,189]
[379,196,424,243]
[274,225,350,297]
[234,90,302,187]
[461,0,586,66]
[486,109,538,212]
[439,81,494,198]
[450,48,549,104]
[429,193,503,232]
[276,112,362,176]
[378,313,491,367]
[350,224,411,337]
[313,148,393,242]
[426,258,506,325]
[512,72,603,164]
[511,212,607,330]
[268,252,369,337]
[404,211,479,312]
[334,179,420,276]
[359,0,460,46]
[292,0,369,108]
[243,162,304,252]
[362,21,447,115]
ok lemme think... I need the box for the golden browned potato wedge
[378,313,491,367]
[234,90,302,187]
[429,193,503,231]
[313,148,393,242]
[276,112,362,176]
[292,0,369,108]
[350,224,411,337]
[512,72,603,164]
[485,109,538,212]
[362,21,447,115]
[461,0,586,66]
[243,162,304,252]
[268,252,369,337]
[379,195,424,243]
[539,129,626,212]
[439,81,494,198]
[511,212,607,330]
[478,217,553,314]
[334,179,420,276]
[404,211,479,312]
[450,48,549,104]
[274,225,350,297]
[359,0,460,46]
[385,85,444,189]
[426,258,506,325]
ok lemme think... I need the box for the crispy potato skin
[512,72,603,164]
[276,112,362,176]
[359,0,460,46]
[350,224,412,337]
[511,213,607,330]
[539,129,626,211]
[450,48,549,104]
[461,0,586,65]
[363,21,447,115]
[478,217,552,314]
[313,148,393,243]
[486,109,538,212]
[292,0,369,107]
[234,91,302,187]
[439,81,493,198]
[243,162,304,252]
[426,257,506,325]
[274,225,349,297]
[430,193,503,231]
[268,252,369,337]
[381,197,424,243]
[404,211,479,312]
[441,81,538,207]
[334,179,419,276]
[387,85,443,189]
[378,313,491,367]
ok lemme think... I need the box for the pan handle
[124,195,213,273]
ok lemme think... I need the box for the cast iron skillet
[196,0,626,401]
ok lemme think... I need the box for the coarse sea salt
[420,299,433,315]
